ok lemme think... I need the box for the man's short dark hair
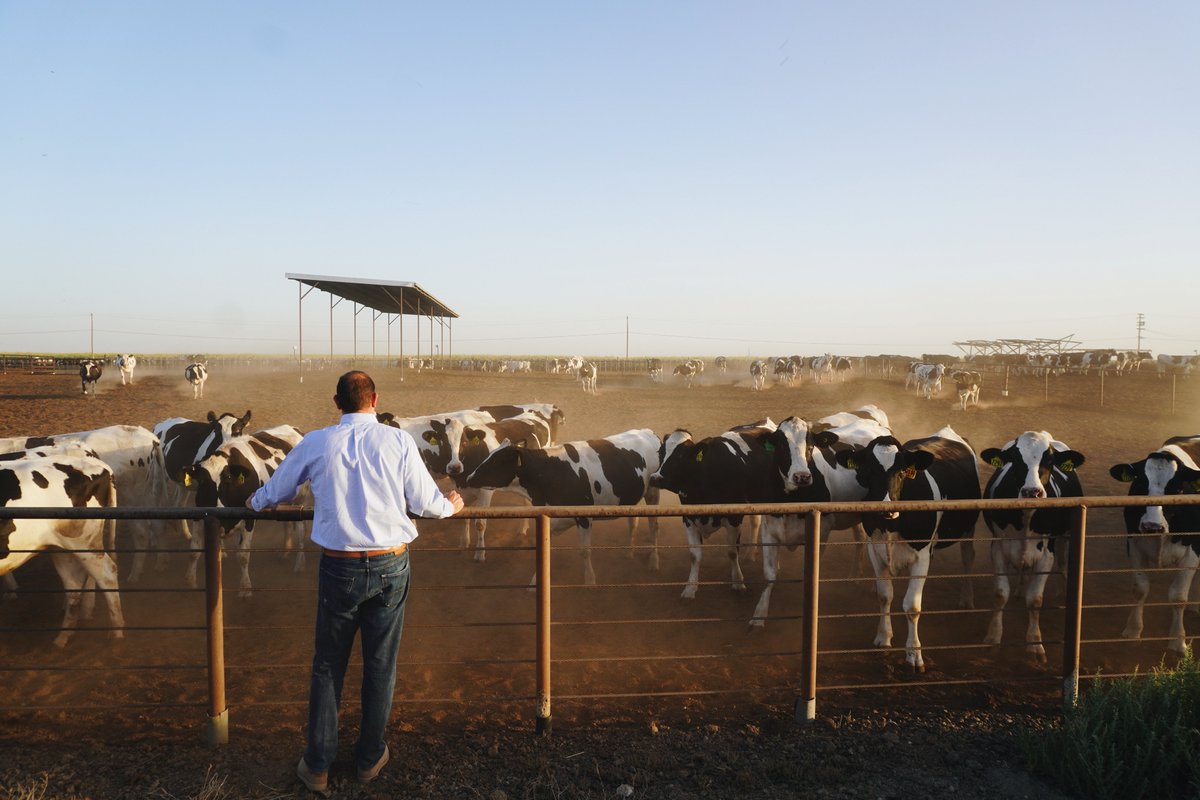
[335,371,376,412]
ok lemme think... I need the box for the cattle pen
[2,494,1197,747]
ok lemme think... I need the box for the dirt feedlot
[0,360,1197,799]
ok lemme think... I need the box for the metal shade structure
[286,273,458,382]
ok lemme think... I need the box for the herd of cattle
[1,377,1198,672]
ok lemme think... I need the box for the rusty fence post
[204,515,229,745]
[535,514,552,735]
[797,510,821,724]
[1062,505,1087,709]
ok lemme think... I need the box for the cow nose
[792,472,812,487]
[1140,523,1166,534]
[448,463,463,475]
[649,474,664,489]
[1020,488,1045,499]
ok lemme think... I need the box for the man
[247,371,464,794]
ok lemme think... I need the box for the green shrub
[1022,655,1200,799]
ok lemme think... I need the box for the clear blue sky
[3,2,1196,359]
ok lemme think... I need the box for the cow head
[207,410,252,440]
[462,441,526,490]
[649,430,697,494]
[1110,451,1200,536]
[773,417,815,491]
[981,431,1084,499]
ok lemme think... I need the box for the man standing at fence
[247,370,464,794]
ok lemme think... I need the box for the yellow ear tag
[846,456,858,470]
[990,456,1003,468]
[425,433,437,444]
[237,473,245,485]
[695,451,704,462]
[902,466,917,480]
[1121,469,1134,482]
[516,454,522,468]
[183,472,191,487]
[1060,460,1075,473]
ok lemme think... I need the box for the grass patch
[1022,654,1200,800]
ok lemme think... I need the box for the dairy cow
[834,427,980,671]
[750,360,767,391]
[951,370,982,410]
[647,358,664,383]
[980,431,1086,662]
[715,356,728,374]
[79,360,102,396]
[184,362,208,399]
[809,354,834,384]
[579,361,598,394]
[464,429,662,585]
[833,356,853,382]
[1109,435,1200,654]
[179,425,307,597]
[115,354,136,385]
[0,454,124,647]
[1157,354,1200,377]
[774,357,799,387]
[672,362,698,388]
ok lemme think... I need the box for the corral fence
[2,495,1198,745]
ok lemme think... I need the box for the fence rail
[1,494,1198,745]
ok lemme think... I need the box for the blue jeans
[304,550,411,774]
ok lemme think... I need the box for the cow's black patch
[31,471,49,489]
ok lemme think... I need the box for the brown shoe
[358,744,390,784]
[296,756,330,796]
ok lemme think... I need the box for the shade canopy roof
[286,273,458,319]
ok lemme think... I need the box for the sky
[2,2,1197,360]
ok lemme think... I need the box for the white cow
[115,354,137,385]
[579,361,598,394]
[185,362,208,399]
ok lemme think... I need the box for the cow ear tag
[764,442,775,453]
[182,472,192,487]
[845,456,858,470]
[695,450,704,462]
[901,466,917,480]
[237,472,245,485]
[515,453,523,468]
[990,456,1003,468]
[425,433,438,444]
[1121,469,1134,483]
[1060,459,1075,473]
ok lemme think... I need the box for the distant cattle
[835,426,980,671]
[749,359,767,391]
[907,363,945,399]
[115,354,136,385]
[951,370,982,410]
[833,356,853,382]
[184,362,208,399]
[1157,354,1200,377]
[579,361,598,394]
[647,358,664,383]
[1109,435,1200,655]
[0,454,124,647]
[79,360,102,396]
[809,355,834,384]
[500,360,532,374]
[672,362,698,388]
[774,357,799,387]
[980,431,1086,662]
[715,356,728,374]
[464,428,663,584]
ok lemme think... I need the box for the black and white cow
[79,360,102,396]
[834,427,980,671]
[750,359,767,391]
[463,428,662,585]
[579,361,598,394]
[810,404,891,432]
[651,419,780,600]
[0,454,125,647]
[184,362,208,399]
[1109,435,1200,654]
[809,354,834,384]
[715,356,728,374]
[833,356,853,382]
[1157,354,1200,378]
[673,362,698,388]
[477,403,565,444]
[115,354,136,385]
[774,357,799,387]
[647,358,664,383]
[0,424,186,584]
[907,363,945,398]
[179,425,307,597]
[951,370,982,410]
[749,415,893,626]
[980,431,1086,662]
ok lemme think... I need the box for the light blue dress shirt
[249,412,456,551]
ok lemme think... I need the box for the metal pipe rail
[3,493,1199,743]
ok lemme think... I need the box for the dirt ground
[0,359,1197,799]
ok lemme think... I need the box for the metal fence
[1,495,1198,745]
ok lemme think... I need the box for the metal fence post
[1062,505,1087,709]
[536,514,552,735]
[204,516,229,745]
[797,510,821,724]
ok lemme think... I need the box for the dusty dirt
[0,360,1197,799]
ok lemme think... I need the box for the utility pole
[90,313,94,356]
[1135,312,1145,354]
[625,316,629,360]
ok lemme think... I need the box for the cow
[951,370,982,410]
[463,428,662,585]
[750,359,767,391]
[833,427,980,671]
[980,431,1086,662]
[0,454,125,647]
[715,356,728,374]
[774,357,799,387]
[1109,435,1200,654]
[833,356,853,382]
[647,358,664,383]
[810,404,891,432]
[79,360,102,396]
[1081,349,1117,374]
[579,361,598,394]
[0,424,186,584]
[672,362,698,388]
[651,419,780,600]
[1157,354,1200,378]
[477,403,565,444]
[809,354,834,384]
[184,361,208,399]
[178,425,307,597]
[749,415,893,626]
[687,358,705,375]
[115,354,136,385]
[499,360,532,374]
[908,363,945,398]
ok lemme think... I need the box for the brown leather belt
[321,543,407,559]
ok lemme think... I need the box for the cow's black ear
[834,449,857,469]
[907,450,935,472]
[1109,463,1136,483]
[1180,467,1200,493]
[207,411,218,423]
[980,448,1004,468]
[814,431,839,449]
[1055,450,1086,473]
